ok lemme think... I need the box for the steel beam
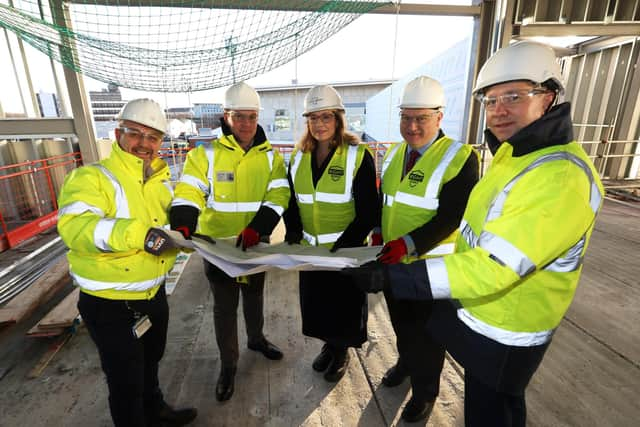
[68,1,482,16]
[515,22,640,37]
[0,118,76,139]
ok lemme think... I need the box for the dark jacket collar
[219,116,268,147]
[485,102,574,157]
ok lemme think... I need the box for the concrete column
[49,0,99,164]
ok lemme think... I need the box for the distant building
[166,107,194,120]
[193,103,223,130]
[256,80,392,143]
[89,83,126,138]
[36,91,60,117]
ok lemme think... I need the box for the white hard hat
[303,85,345,116]
[399,76,446,109]
[117,98,166,133]
[224,82,261,110]
[473,41,565,97]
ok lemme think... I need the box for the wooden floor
[0,199,638,426]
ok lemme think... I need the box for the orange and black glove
[144,228,177,256]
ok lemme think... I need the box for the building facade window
[275,109,290,131]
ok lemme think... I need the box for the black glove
[144,228,177,256]
[330,239,348,253]
[342,261,389,293]
[192,233,216,245]
[284,232,302,245]
[170,205,199,239]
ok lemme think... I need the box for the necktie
[405,150,420,175]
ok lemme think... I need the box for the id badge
[132,315,152,339]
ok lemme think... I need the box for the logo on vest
[407,170,424,187]
[328,166,345,182]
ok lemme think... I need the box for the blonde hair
[297,110,360,153]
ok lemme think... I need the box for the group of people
[57,40,603,427]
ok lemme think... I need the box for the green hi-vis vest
[381,136,475,262]
[290,143,367,248]
[173,134,289,239]
[428,141,603,346]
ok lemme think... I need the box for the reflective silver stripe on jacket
[426,258,451,298]
[460,152,603,277]
[209,201,262,212]
[262,200,285,216]
[314,144,359,203]
[92,164,131,252]
[268,179,289,190]
[94,218,117,252]
[162,181,174,196]
[58,201,104,218]
[179,174,208,194]
[71,271,164,292]
[171,198,200,210]
[303,230,343,246]
[458,307,555,346]
[94,164,130,218]
[380,143,402,180]
[291,151,315,206]
[390,142,464,211]
[290,150,304,189]
[426,243,455,256]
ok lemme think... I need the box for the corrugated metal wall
[564,38,640,179]
[510,1,640,180]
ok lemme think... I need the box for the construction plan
[188,236,380,278]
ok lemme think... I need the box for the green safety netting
[0,0,387,92]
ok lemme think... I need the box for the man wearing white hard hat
[283,85,379,383]
[58,98,197,426]
[373,76,479,422]
[346,41,604,426]
[170,82,290,402]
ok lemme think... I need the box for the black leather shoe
[215,366,236,402]
[248,339,284,360]
[381,362,408,387]
[401,396,434,423]
[312,344,333,372]
[154,402,198,426]
[324,348,350,382]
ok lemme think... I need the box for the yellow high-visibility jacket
[427,140,603,346]
[57,142,177,300]
[172,132,289,239]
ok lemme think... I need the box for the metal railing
[0,152,82,251]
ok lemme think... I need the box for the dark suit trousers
[78,286,168,427]
[204,261,266,368]
[384,288,445,401]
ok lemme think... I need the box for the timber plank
[35,287,80,330]
[0,257,70,327]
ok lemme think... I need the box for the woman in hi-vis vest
[283,85,379,382]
